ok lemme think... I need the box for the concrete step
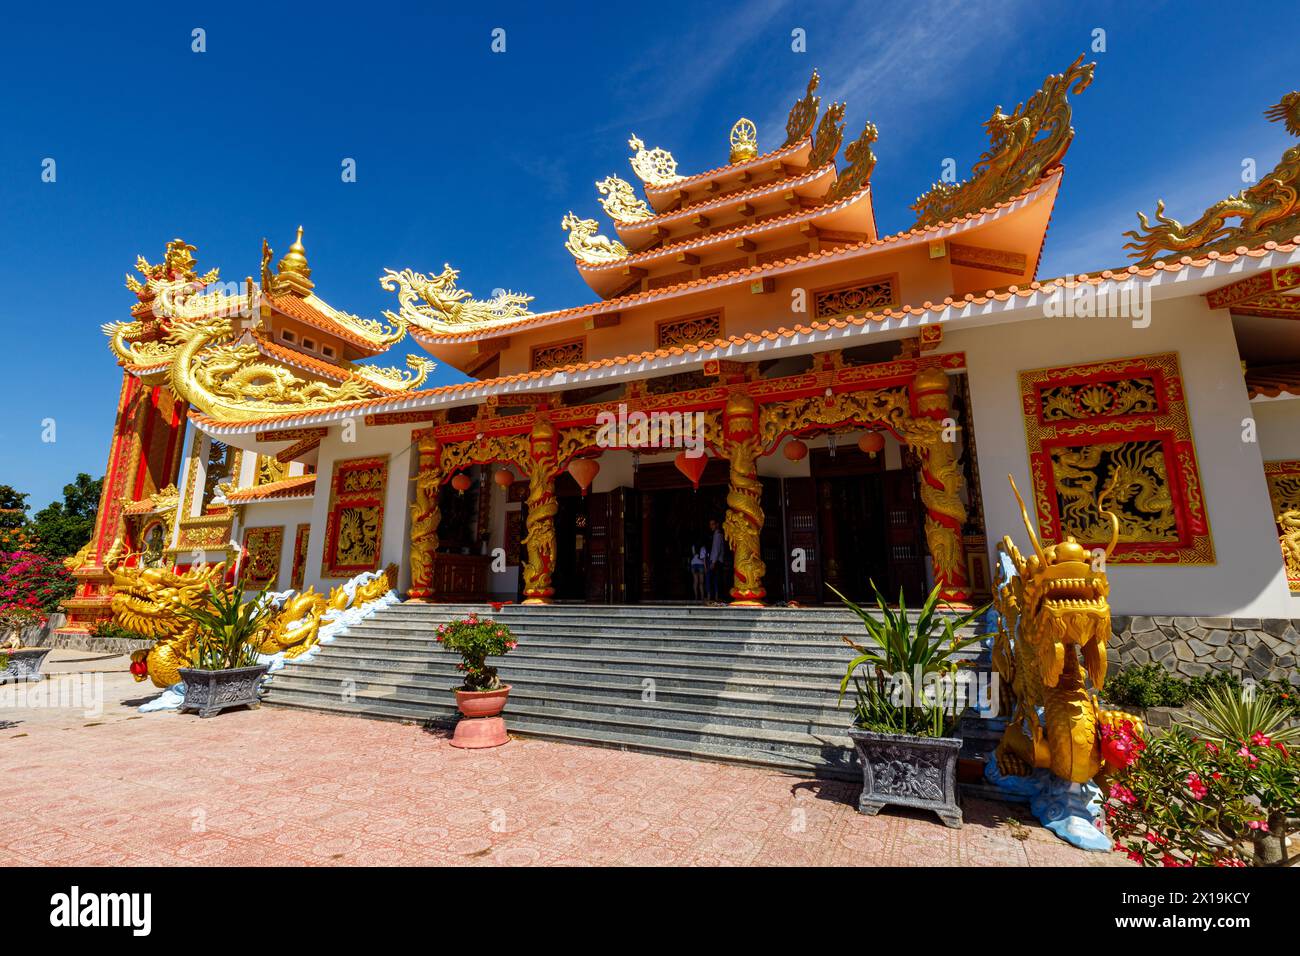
[262,598,988,779]
[268,671,854,736]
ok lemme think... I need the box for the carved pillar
[722,392,766,606]
[522,419,558,604]
[407,430,441,601]
[910,366,971,602]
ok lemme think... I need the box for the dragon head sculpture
[114,563,227,688]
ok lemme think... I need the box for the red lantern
[493,467,514,488]
[674,451,708,490]
[451,472,472,494]
[568,457,600,496]
[783,438,808,462]
[858,432,885,457]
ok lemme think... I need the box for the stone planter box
[849,729,963,828]
[0,648,52,682]
[177,664,269,718]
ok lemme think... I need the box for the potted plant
[171,579,275,718]
[835,582,987,828]
[436,612,517,749]
[1103,687,1299,866]
[0,603,52,682]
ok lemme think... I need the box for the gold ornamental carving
[912,55,1094,228]
[729,118,758,164]
[828,120,879,201]
[562,212,629,264]
[379,263,533,333]
[595,175,653,222]
[1265,461,1300,593]
[992,476,1144,783]
[808,101,847,169]
[784,69,821,147]
[628,134,682,187]
[1125,92,1300,261]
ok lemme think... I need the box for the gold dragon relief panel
[1021,352,1213,565]
[1264,461,1300,592]
[322,455,388,578]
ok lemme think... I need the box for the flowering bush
[1103,722,1298,867]
[435,613,517,692]
[0,550,76,643]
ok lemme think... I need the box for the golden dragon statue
[561,212,629,264]
[119,563,398,689]
[379,264,533,333]
[992,475,1144,785]
[1125,91,1300,261]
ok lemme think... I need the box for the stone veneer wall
[1110,616,1299,685]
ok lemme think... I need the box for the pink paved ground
[1,651,1128,866]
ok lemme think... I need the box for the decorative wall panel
[242,526,284,589]
[291,523,311,589]
[1264,460,1300,592]
[322,455,388,578]
[1018,352,1213,564]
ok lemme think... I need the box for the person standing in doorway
[689,541,707,602]
[706,518,726,604]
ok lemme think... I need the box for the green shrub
[1104,663,1191,708]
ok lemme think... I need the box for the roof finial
[730,118,758,164]
[274,225,314,296]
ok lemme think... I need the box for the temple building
[60,61,1300,681]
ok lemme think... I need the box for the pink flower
[1250,732,1271,747]
[1204,741,1220,754]
[1247,819,1269,832]
[1185,773,1208,801]
[1110,783,1137,805]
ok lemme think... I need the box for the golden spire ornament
[274,225,314,296]
[729,118,758,163]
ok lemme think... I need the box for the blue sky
[1,0,1294,510]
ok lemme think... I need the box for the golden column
[722,392,766,606]
[521,418,559,604]
[910,366,971,602]
[407,430,442,601]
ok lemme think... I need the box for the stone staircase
[263,602,990,779]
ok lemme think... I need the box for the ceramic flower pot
[848,728,963,828]
[0,647,52,682]
[451,685,511,748]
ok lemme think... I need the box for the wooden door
[883,469,927,604]
[783,476,822,603]
[585,491,611,603]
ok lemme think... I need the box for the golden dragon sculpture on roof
[912,54,1095,228]
[379,264,534,333]
[1124,92,1300,261]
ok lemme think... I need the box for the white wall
[1253,398,1300,462]
[234,498,312,593]
[956,294,1293,617]
[307,422,419,594]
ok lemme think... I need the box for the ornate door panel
[783,477,822,603]
[884,469,927,604]
[585,491,612,603]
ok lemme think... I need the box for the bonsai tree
[835,582,988,738]
[436,613,517,691]
[173,578,274,671]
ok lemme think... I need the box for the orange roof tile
[267,294,388,355]
[613,162,834,229]
[583,178,870,271]
[195,232,1300,434]
[421,171,1062,344]
[225,474,317,503]
[643,137,811,195]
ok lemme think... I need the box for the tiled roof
[580,177,870,272]
[417,171,1062,344]
[1246,363,1300,400]
[267,294,389,355]
[613,162,834,230]
[195,232,1300,435]
[642,137,811,195]
[225,474,317,503]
